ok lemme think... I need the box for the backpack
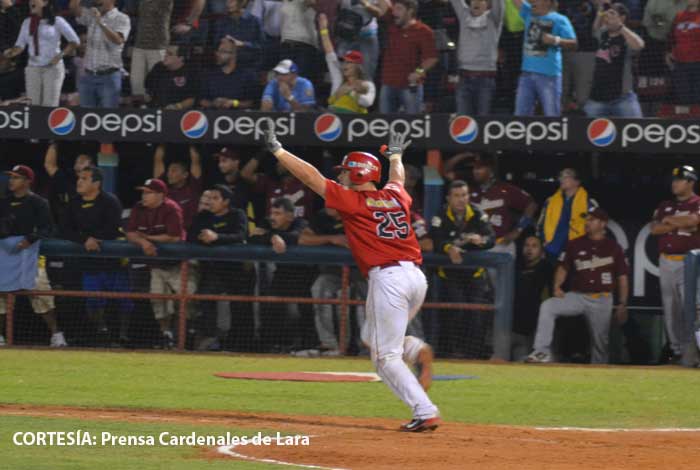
[334,8,367,42]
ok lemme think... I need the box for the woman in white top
[318,13,375,114]
[3,0,79,106]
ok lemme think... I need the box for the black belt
[377,261,419,270]
[85,67,119,76]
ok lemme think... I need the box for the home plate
[214,372,478,382]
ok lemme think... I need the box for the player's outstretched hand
[380,131,412,158]
[264,121,283,154]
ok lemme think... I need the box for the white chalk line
[535,427,700,433]
[216,434,350,470]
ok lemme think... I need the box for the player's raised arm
[264,126,327,198]
[381,132,412,186]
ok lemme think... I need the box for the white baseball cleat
[50,332,68,348]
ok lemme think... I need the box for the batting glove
[264,123,283,154]
[380,131,412,158]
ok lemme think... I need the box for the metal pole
[177,261,189,351]
[339,266,350,355]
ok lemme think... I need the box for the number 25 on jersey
[374,211,410,239]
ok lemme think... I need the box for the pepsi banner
[0,106,699,154]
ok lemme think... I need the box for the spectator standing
[145,44,200,110]
[241,148,317,219]
[62,167,132,346]
[583,3,645,118]
[512,235,551,360]
[560,0,597,111]
[247,0,285,69]
[199,38,258,109]
[3,0,79,106]
[334,0,390,79]
[650,166,700,363]
[449,0,505,115]
[666,0,700,105]
[69,0,131,108]
[641,0,686,77]
[0,165,66,347]
[153,144,203,230]
[430,179,495,357]
[250,197,309,352]
[379,0,438,113]
[470,154,537,258]
[212,0,264,70]
[318,14,376,113]
[126,178,194,349]
[130,0,174,103]
[527,207,629,364]
[512,0,577,116]
[279,0,320,84]
[171,0,207,46]
[0,0,24,101]
[260,59,316,111]
[188,184,250,351]
[537,168,598,261]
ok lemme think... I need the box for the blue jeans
[456,74,496,116]
[672,61,700,105]
[379,84,423,114]
[583,92,643,118]
[337,33,380,79]
[79,71,122,108]
[515,71,562,116]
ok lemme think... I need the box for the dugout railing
[2,240,514,359]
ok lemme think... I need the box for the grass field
[2,349,700,469]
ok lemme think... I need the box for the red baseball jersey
[559,236,629,293]
[653,195,700,255]
[324,179,422,277]
[470,181,534,238]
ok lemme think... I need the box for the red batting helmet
[334,152,381,185]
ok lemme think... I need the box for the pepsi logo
[180,111,209,139]
[587,118,617,147]
[314,113,342,142]
[449,116,478,144]
[47,108,76,136]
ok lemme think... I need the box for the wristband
[415,67,425,76]
[320,28,329,36]
[231,99,239,108]
[554,35,561,46]
[389,154,402,161]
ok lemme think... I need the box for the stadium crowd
[1,139,698,367]
[0,0,698,115]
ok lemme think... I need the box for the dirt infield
[2,404,699,470]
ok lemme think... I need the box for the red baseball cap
[137,178,168,194]
[5,165,35,182]
[214,147,240,161]
[341,50,364,65]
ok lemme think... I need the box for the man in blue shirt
[211,0,264,71]
[260,59,316,112]
[512,0,578,116]
[199,38,258,109]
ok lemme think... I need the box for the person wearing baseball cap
[538,168,599,262]
[260,59,316,112]
[528,203,629,364]
[317,14,376,114]
[0,165,67,348]
[650,165,700,363]
[126,178,193,349]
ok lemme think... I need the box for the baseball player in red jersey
[263,127,440,432]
